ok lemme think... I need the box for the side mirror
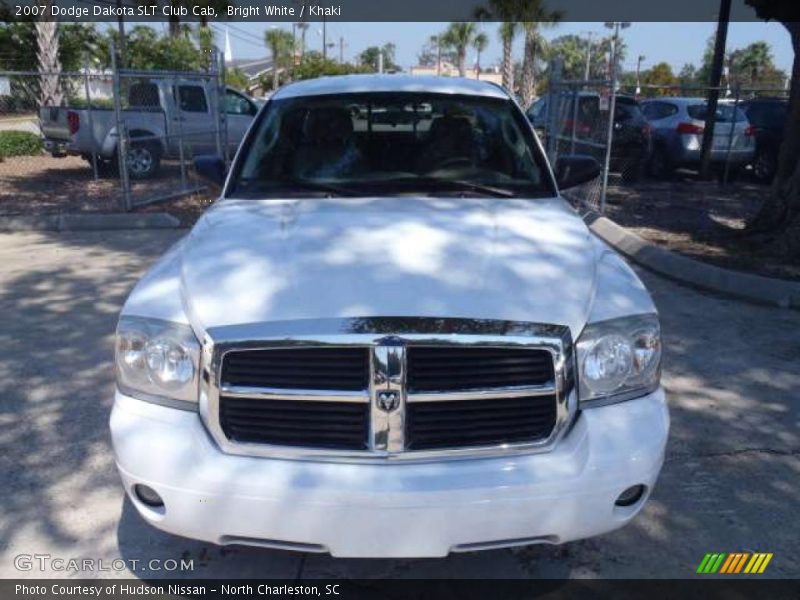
[554,155,601,190]
[192,155,227,188]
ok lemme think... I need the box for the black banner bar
[3,0,795,23]
[4,580,800,600]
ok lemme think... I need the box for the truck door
[172,83,217,156]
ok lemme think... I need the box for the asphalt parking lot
[0,229,797,579]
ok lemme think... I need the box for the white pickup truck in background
[40,78,259,179]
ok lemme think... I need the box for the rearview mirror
[554,155,601,190]
[192,155,227,189]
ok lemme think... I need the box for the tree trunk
[36,1,62,108]
[746,22,800,259]
[520,26,536,108]
[168,14,181,37]
[458,48,466,77]
[273,65,279,91]
[502,34,513,91]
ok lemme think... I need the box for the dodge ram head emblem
[377,391,400,412]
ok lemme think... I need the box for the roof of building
[272,74,510,100]
[227,58,275,79]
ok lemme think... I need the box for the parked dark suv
[527,92,652,182]
[739,97,788,183]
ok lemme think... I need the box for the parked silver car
[640,97,755,178]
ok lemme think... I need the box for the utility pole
[636,55,645,96]
[699,0,732,179]
[583,31,594,81]
[339,36,345,64]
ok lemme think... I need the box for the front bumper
[110,388,669,558]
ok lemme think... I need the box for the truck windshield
[230,92,553,198]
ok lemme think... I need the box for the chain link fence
[0,48,230,215]
[535,65,791,214]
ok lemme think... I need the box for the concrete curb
[0,213,181,232]
[585,211,800,310]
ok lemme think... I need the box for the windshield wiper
[237,178,360,197]
[387,176,517,198]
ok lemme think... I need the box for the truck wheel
[125,142,161,180]
[752,152,776,184]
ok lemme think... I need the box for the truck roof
[271,74,510,101]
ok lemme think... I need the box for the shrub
[0,131,43,158]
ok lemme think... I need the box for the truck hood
[180,196,597,338]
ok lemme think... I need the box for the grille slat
[407,347,554,393]
[220,396,369,450]
[222,347,370,391]
[406,395,557,450]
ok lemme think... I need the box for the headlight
[115,316,200,406]
[576,314,661,406]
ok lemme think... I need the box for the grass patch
[0,131,42,159]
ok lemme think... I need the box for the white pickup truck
[111,75,669,558]
[40,78,258,179]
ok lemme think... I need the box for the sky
[175,21,796,74]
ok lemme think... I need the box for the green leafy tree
[640,62,679,96]
[728,41,786,87]
[225,68,251,91]
[678,63,698,87]
[441,22,479,77]
[474,0,525,91]
[292,51,371,81]
[358,44,398,72]
[264,28,294,90]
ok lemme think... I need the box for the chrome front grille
[201,317,575,462]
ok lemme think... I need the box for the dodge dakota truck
[40,78,258,179]
[111,75,669,558]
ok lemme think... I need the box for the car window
[615,102,641,121]
[232,91,553,198]
[176,85,208,113]
[642,101,677,121]
[687,103,746,123]
[225,90,255,116]
[128,82,160,108]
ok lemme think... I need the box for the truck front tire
[125,142,161,180]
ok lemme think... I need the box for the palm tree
[518,2,562,108]
[498,22,517,91]
[264,28,294,91]
[35,0,62,107]
[473,32,488,78]
[474,1,522,90]
[296,22,309,61]
[441,22,478,77]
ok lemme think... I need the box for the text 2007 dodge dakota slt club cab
[110,75,669,558]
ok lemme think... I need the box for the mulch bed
[602,174,799,282]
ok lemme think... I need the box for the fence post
[599,75,618,214]
[211,48,224,162]
[81,57,99,181]
[218,49,229,165]
[722,85,741,186]
[110,41,132,211]
[569,83,579,155]
[546,59,563,164]
[174,74,188,192]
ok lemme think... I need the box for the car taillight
[676,122,704,135]
[745,125,756,137]
[67,111,80,135]
[564,118,591,136]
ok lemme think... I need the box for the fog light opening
[615,484,646,507]
[134,484,164,508]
